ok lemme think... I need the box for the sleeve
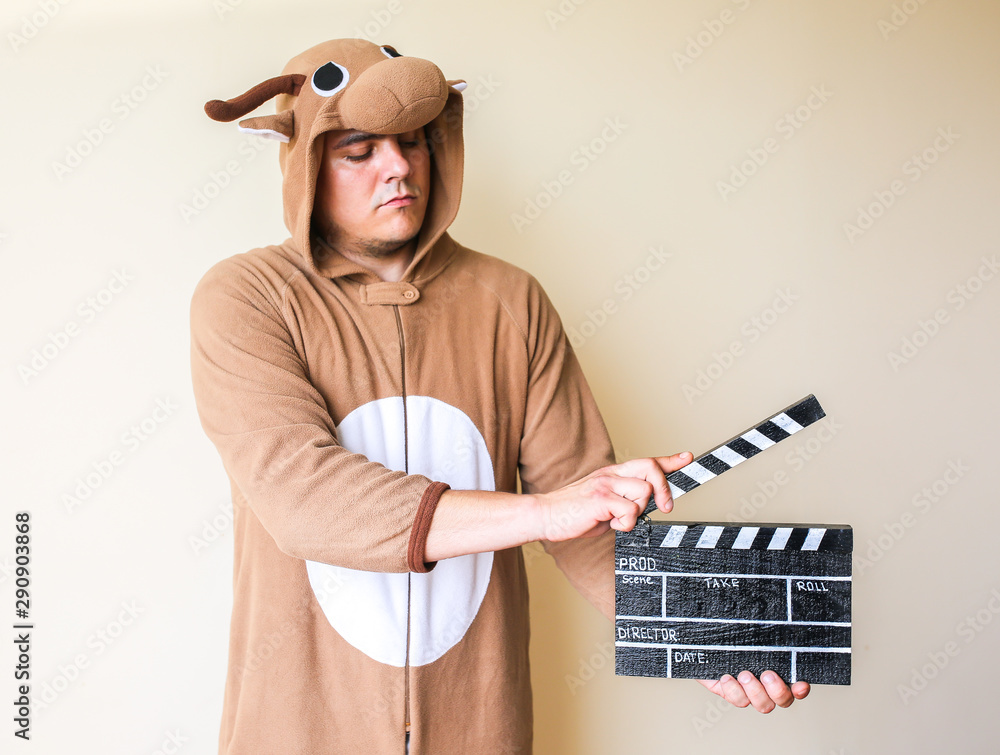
[516,277,618,620]
[189,258,447,573]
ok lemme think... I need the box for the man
[191,38,807,754]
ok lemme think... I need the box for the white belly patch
[305,395,496,667]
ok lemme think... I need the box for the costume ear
[447,79,467,93]
[238,111,295,142]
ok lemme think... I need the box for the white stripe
[615,641,852,653]
[681,462,715,485]
[667,481,685,500]
[614,571,851,581]
[696,526,724,548]
[768,528,793,549]
[771,412,804,435]
[742,428,775,450]
[791,651,797,683]
[711,445,747,468]
[659,526,687,548]
[802,528,826,551]
[615,615,851,627]
[661,574,667,619]
[732,527,759,549]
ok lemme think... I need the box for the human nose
[378,137,412,182]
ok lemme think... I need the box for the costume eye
[311,61,350,96]
[380,45,402,58]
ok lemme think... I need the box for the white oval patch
[305,396,495,667]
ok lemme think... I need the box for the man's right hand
[423,452,692,562]
[528,452,693,542]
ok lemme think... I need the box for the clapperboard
[615,395,853,685]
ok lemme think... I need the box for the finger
[791,681,810,700]
[696,679,720,696]
[601,474,655,506]
[654,451,694,475]
[717,674,750,708]
[606,497,645,531]
[759,670,794,708]
[736,670,776,713]
[613,456,680,514]
[650,452,692,512]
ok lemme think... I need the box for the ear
[238,111,295,142]
[447,79,467,93]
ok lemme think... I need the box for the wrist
[518,492,545,545]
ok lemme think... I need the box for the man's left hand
[697,671,809,713]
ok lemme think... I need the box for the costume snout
[336,55,448,134]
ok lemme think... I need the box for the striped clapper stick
[643,394,826,516]
[615,522,852,685]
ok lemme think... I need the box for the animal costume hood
[193,38,616,754]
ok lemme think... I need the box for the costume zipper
[394,304,412,750]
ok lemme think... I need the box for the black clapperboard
[615,395,852,685]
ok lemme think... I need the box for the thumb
[655,451,693,474]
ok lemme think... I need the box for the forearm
[423,489,542,562]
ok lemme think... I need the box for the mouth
[380,194,417,208]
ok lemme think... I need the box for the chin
[384,217,424,240]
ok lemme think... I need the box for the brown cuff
[407,481,450,573]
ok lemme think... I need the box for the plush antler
[204,73,307,122]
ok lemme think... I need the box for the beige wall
[3,0,998,752]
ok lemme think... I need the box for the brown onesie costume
[192,38,616,754]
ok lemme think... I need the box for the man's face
[313,127,431,259]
